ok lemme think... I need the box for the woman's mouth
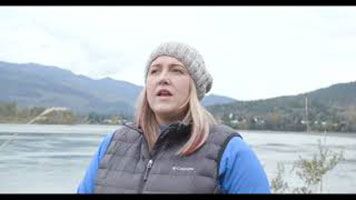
[157,89,173,98]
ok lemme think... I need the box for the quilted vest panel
[94,122,241,193]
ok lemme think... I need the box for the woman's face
[146,56,190,122]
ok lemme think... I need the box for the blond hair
[135,78,216,156]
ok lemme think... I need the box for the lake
[0,124,355,193]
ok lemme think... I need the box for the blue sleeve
[77,132,114,194]
[219,136,270,193]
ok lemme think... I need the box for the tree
[271,138,344,193]
[271,162,289,193]
[291,139,344,193]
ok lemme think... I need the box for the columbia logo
[172,166,194,171]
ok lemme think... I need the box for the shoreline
[0,123,355,137]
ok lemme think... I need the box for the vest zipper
[138,127,169,193]
[138,159,154,193]
[143,159,153,182]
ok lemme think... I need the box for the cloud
[1,6,356,100]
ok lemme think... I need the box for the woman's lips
[157,89,172,96]
[157,94,173,99]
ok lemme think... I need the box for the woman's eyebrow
[170,63,185,68]
[150,63,185,69]
[150,64,162,68]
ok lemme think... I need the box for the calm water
[0,124,355,193]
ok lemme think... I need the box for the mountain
[207,81,356,132]
[0,61,235,116]
[1,60,355,131]
[306,82,356,107]
[202,94,237,106]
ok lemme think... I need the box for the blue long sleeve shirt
[77,129,270,194]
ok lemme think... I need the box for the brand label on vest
[172,166,195,171]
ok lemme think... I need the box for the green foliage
[0,101,131,125]
[208,82,356,133]
[85,112,130,125]
[291,139,344,193]
[87,112,105,124]
[271,138,345,193]
[271,162,289,193]
[0,101,17,118]
[33,110,78,124]
[208,95,356,132]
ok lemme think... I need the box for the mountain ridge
[1,60,355,131]
[206,80,356,132]
[0,60,236,116]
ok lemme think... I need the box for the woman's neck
[156,115,179,125]
[155,112,186,125]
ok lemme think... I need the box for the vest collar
[123,121,192,153]
[152,121,192,156]
[158,120,192,139]
[124,121,191,136]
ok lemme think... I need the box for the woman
[77,42,270,193]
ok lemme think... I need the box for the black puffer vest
[94,122,241,193]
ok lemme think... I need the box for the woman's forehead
[150,56,184,67]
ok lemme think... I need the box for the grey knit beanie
[144,41,213,101]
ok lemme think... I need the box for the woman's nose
[158,71,171,85]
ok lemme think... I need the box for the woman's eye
[150,70,157,74]
[173,69,183,74]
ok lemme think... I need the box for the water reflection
[0,124,355,193]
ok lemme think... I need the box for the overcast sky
[1,6,356,101]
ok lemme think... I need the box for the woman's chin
[154,109,175,116]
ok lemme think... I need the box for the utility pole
[305,95,310,132]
